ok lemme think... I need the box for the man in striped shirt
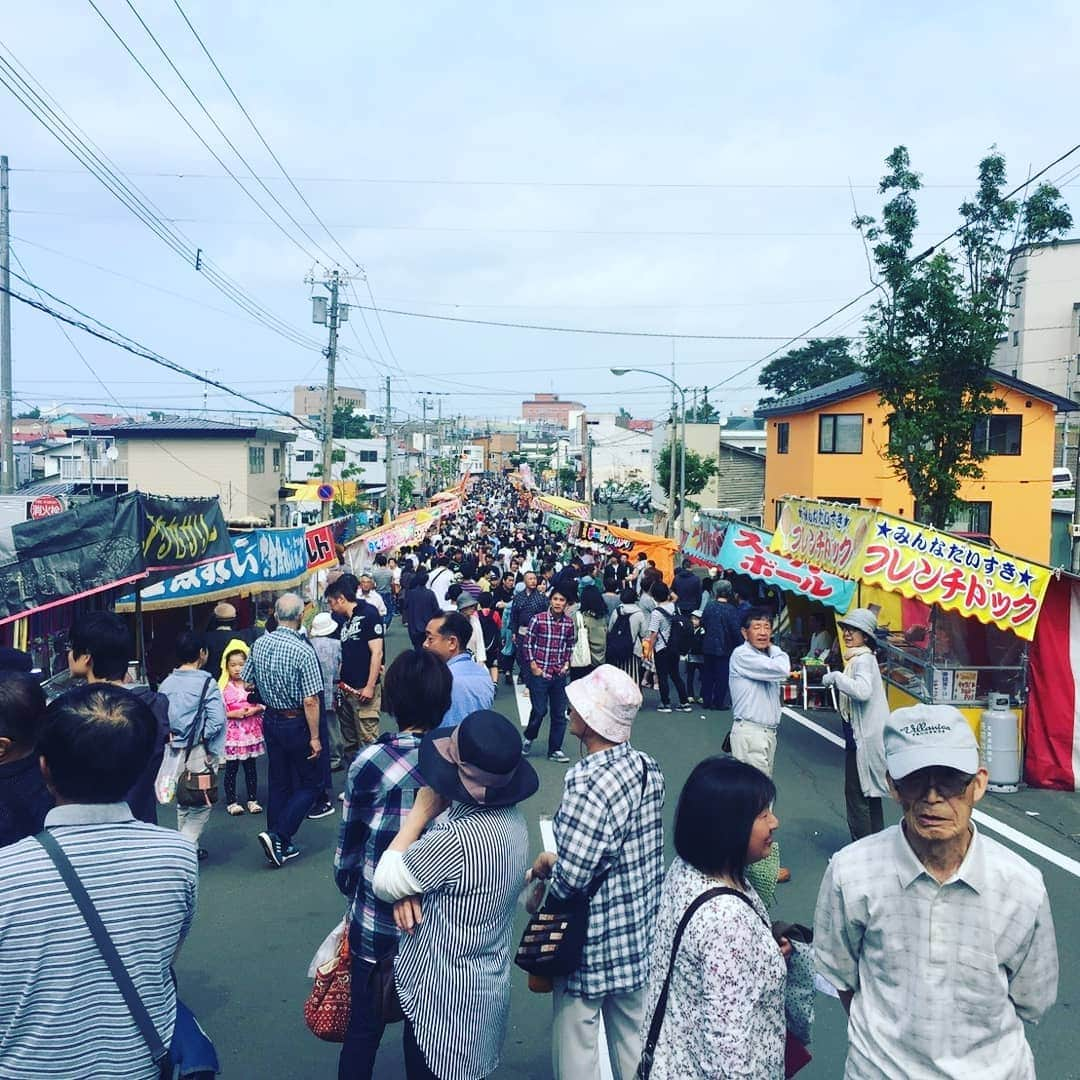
[0,684,197,1080]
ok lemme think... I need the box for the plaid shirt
[240,628,323,710]
[509,587,549,635]
[334,731,425,962]
[551,743,666,997]
[521,609,575,678]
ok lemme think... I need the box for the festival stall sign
[304,520,343,571]
[534,494,589,520]
[543,512,575,537]
[770,498,878,579]
[116,527,309,612]
[571,520,679,582]
[771,497,1052,641]
[0,493,233,624]
[717,521,856,614]
[683,513,727,566]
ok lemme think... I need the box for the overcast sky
[2,0,1078,428]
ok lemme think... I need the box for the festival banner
[305,523,337,571]
[857,515,1050,641]
[570,519,678,581]
[683,513,728,566]
[770,498,877,578]
[718,522,856,613]
[116,528,309,612]
[534,494,589,520]
[543,512,574,537]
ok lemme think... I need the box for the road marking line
[513,675,530,729]
[782,705,1080,880]
[535,816,614,1080]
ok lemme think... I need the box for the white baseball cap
[884,704,979,779]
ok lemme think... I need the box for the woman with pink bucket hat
[528,664,666,1080]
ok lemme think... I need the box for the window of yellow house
[971,415,1021,456]
[818,414,863,454]
[777,422,790,454]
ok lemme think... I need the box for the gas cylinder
[980,693,1020,792]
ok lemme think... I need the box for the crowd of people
[0,474,1061,1079]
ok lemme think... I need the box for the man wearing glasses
[813,704,1058,1079]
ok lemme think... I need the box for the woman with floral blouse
[641,757,789,1078]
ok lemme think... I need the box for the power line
[0,41,323,352]
[344,303,826,341]
[169,0,358,270]
[0,277,314,428]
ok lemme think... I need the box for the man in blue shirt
[423,611,495,727]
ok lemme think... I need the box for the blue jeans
[702,652,732,710]
[524,672,568,754]
[338,954,386,1080]
[262,711,320,844]
[403,1019,440,1080]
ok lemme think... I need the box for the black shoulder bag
[176,675,219,809]
[515,757,649,978]
[34,830,173,1079]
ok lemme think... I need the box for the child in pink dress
[219,640,266,815]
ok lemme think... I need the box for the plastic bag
[308,918,347,979]
[154,744,185,805]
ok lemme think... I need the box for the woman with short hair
[641,756,787,1079]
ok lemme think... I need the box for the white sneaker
[337,791,346,802]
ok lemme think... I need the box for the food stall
[770,497,1053,778]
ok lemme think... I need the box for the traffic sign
[317,483,335,502]
[29,495,64,519]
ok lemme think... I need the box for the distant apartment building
[521,393,586,426]
[293,385,368,421]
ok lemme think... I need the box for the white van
[1052,467,1074,489]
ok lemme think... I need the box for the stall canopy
[534,494,590,520]
[285,481,360,503]
[572,520,679,582]
[685,513,855,613]
[0,492,233,624]
[770,498,1052,641]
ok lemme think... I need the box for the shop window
[818,414,863,454]
[777,422,790,454]
[248,446,265,475]
[971,415,1021,456]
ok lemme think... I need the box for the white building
[573,412,653,487]
[287,432,419,489]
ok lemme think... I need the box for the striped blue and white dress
[396,801,530,1080]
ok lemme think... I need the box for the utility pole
[308,269,348,522]
[667,350,678,539]
[0,157,13,495]
[384,376,393,520]
[419,393,429,497]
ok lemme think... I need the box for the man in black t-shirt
[324,574,385,763]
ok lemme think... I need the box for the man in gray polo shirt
[0,684,197,1079]
[814,704,1058,1079]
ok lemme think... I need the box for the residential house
[521,393,586,426]
[573,412,653,487]
[96,418,295,525]
[755,369,1079,563]
[293,385,367,425]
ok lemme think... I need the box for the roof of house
[91,418,296,441]
[719,441,766,464]
[755,368,1080,418]
[627,419,655,432]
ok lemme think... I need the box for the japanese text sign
[771,499,877,578]
[720,522,856,613]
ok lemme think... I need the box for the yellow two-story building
[756,369,1078,564]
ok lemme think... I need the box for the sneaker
[246,800,263,814]
[307,801,335,820]
[282,843,302,863]
[547,749,571,764]
[196,848,209,862]
[677,704,693,713]
[657,705,673,713]
[330,759,345,772]
[258,831,284,868]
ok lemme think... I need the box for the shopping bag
[155,745,185,805]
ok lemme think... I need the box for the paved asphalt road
[175,627,1080,1079]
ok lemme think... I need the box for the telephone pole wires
[0,156,13,495]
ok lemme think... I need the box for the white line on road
[514,674,531,729]
[782,705,1080,879]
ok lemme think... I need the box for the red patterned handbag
[304,927,351,1042]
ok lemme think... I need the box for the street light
[610,367,687,540]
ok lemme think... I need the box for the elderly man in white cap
[814,704,1058,1080]
[528,664,666,1080]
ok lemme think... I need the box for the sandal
[226,803,245,816]
[246,801,264,814]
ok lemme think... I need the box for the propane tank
[980,693,1020,792]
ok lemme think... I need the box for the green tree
[333,402,372,439]
[656,443,718,516]
[757,338,860,406]
[397,474,416,509]
[557,465,579,494]
[15,406,40,420]
[857,146,1072,526]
